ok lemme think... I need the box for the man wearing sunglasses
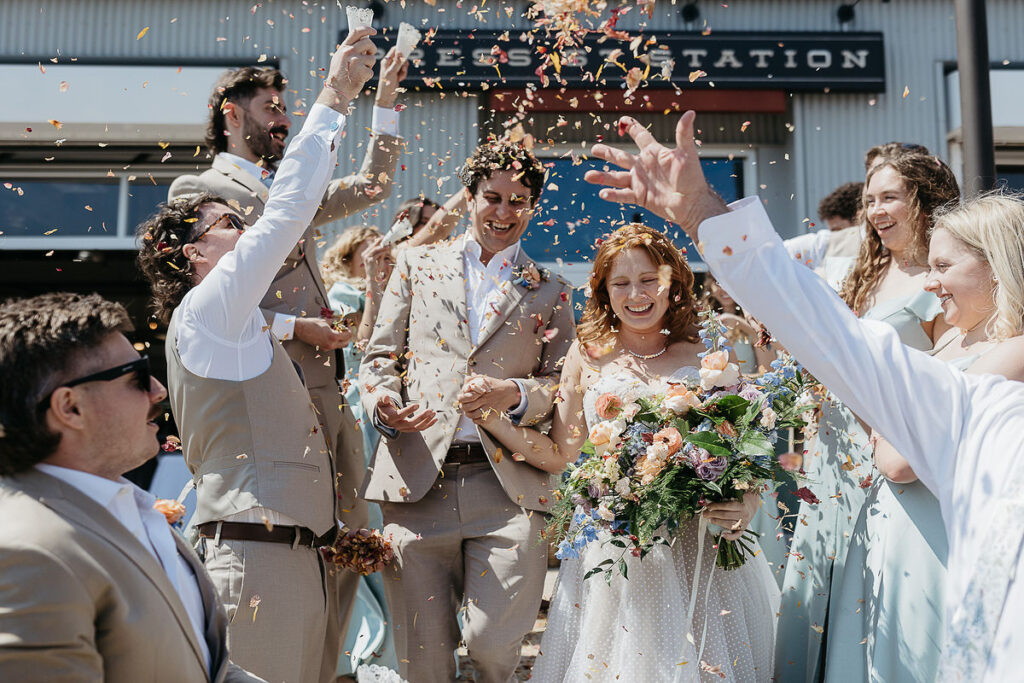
[168,42,409,657]
[136,30,378,683]
[0,292,263,682]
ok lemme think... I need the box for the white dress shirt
[453,234,528,442]
[220,105,401,343]
[175,102,346,528]
[783,228,832,269]
[35,463,212,672]
[700,197,1024,682]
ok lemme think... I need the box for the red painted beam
[488,88,787,114]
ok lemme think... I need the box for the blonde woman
[776,153,960,682]
[825,191,1024,682]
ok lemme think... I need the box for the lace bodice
[582,367,701,430]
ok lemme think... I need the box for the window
[997,165,1024,192]
[523,155,745,285]
[0,171,178,249]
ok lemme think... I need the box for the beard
[242,115,286,170]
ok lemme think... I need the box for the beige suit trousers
[204,537,333,683]
[381,460,547,683]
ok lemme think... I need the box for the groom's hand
[583,112,729,240]
[458,375,521,418]
[376,396,436,433]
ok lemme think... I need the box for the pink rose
[595,393,624,420]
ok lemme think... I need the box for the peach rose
[701,350,730,371]
[154,499,186,526]
[653,427,684,456]
[661,386,702,415]
[595,393,624,420]
[588,419,625,449]
[699,352,741,390]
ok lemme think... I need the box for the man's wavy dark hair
[205,66,287,156]
[458,139,547,204]
[0,292,131,475]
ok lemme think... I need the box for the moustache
[147,406,162,423]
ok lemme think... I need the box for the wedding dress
[531,370,780,682]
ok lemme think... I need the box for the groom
[359,139,575,682]
[586,113,1024,681]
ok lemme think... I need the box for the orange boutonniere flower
[154,499,186,526]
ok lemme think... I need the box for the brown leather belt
[196,521,334,548]
[446,442,488,464]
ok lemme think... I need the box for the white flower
[620,402,641,420]
[614,477,632,497]
[596,502,616,521]
[699,363,741,391]
[645,441,670,464]
[760,406,778,430]
[589,419,626,448]
[601,457,621,482]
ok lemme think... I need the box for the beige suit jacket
[0,469,263,683]
[168,134,401,390]
[359,239,576,512]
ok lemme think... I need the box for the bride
[469,223,780,682]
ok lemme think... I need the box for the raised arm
[584,112,969,503]
[185,30,378,339]
[403,189,469,248]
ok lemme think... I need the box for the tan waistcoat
[166,310,336,535]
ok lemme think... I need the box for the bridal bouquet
[548,310,808,580]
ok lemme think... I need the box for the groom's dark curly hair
[458,138,547,205]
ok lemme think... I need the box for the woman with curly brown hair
[776,153,961,682]
[471,223,779,681]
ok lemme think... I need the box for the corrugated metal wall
[2,0,1023,242]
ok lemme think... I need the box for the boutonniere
[154,499,187,528]
[511,263,550,290]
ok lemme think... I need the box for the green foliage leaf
[683,431,732,456]
[736,430,774,457]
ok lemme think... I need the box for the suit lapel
[435,240,472,349]
[213,154,269,215]
[472,247,530,353]
[20,470,210,676]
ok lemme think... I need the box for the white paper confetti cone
[396,22,422,56]
[380,216,413,245]
[346,6,374,34]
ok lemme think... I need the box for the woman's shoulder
[966,335,1024,382]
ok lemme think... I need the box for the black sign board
[352,29,885,92]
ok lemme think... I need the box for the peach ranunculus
[661,385,702,415]
[594,392,624,420]
[154,498,187,526]
[699,351,741,390]
[653,427,684,456]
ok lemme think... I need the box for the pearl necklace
[625,345,667,360]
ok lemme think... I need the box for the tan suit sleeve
[359,248,412,425]
[168,173,213,202]
[0,545,102,681]
[224,662,269,683]
[311,133,401,228]
[517,280,577,427]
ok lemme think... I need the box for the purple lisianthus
[688,445,727,481]
[739,385,764,403]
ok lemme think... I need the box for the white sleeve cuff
[305,102,349,146]
[371,105,400,137]
[271,313,297,341]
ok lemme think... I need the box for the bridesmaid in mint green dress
[824,195,1024,683]
[775,153,959,681]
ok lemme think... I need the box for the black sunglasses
[37,356,152,411]
[190,212,245,242]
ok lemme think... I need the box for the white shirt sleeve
[371,105,400,137]
[783,228,832,269]
[699,197,969,506]
[271,312,296,341]
[176,103,347,381]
